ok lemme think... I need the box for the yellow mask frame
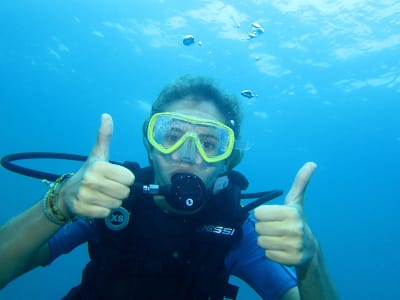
[147,112,235,163]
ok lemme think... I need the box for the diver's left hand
[254,162,318,266]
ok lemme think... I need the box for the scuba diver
[0,76,338,299]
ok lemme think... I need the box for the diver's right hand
[57,113,135,219]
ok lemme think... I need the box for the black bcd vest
[63,163,250,300]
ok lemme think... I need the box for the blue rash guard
[47,216,297,300]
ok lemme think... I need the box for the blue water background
[1,1,399,299]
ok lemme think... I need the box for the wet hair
[145,75,244,169]
[151,75,242,137]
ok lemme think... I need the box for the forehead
[162,97,225,123]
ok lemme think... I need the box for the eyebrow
[198,133,219,141]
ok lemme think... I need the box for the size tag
[104,207,130,230]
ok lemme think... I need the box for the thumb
[284,162,317,207]
[89,113,113,161]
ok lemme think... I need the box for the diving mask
[147,112,235,163]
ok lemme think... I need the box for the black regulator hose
[241,189,283,212]
[1,152,284,209]
[0,152,90,181]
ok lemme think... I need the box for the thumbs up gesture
[57,114,135,219]
[254,162,318,266]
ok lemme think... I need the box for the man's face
[147,98,229,190]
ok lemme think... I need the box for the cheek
[198,162,227,189]
[151,151,170,185]
[150,149,227,189]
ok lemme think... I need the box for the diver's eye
[164,128,183,146]
[200,137,218,154]
[202,141,217,152]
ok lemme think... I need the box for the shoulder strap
[212,170,250,225]
[228,170,249,190]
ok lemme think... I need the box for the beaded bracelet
[41,173,76,225]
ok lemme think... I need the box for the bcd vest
[63,163,250,300]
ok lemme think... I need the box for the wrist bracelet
[41,173,76,225]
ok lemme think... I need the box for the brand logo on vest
[199,224,236,236]
[105,207,130,230]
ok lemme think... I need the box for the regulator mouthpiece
[167,173,207,212]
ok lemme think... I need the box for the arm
[280,231,338,300]
[0,200,58,288]
[294,235,338,300]
[254,162,338,300]
[0,114,134,289]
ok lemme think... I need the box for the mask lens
[147,112,234,162]
[153,118,186,148]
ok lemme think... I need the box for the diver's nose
[178,138,197,163]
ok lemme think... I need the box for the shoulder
[236,216,259,244]
[226,216,261,260]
